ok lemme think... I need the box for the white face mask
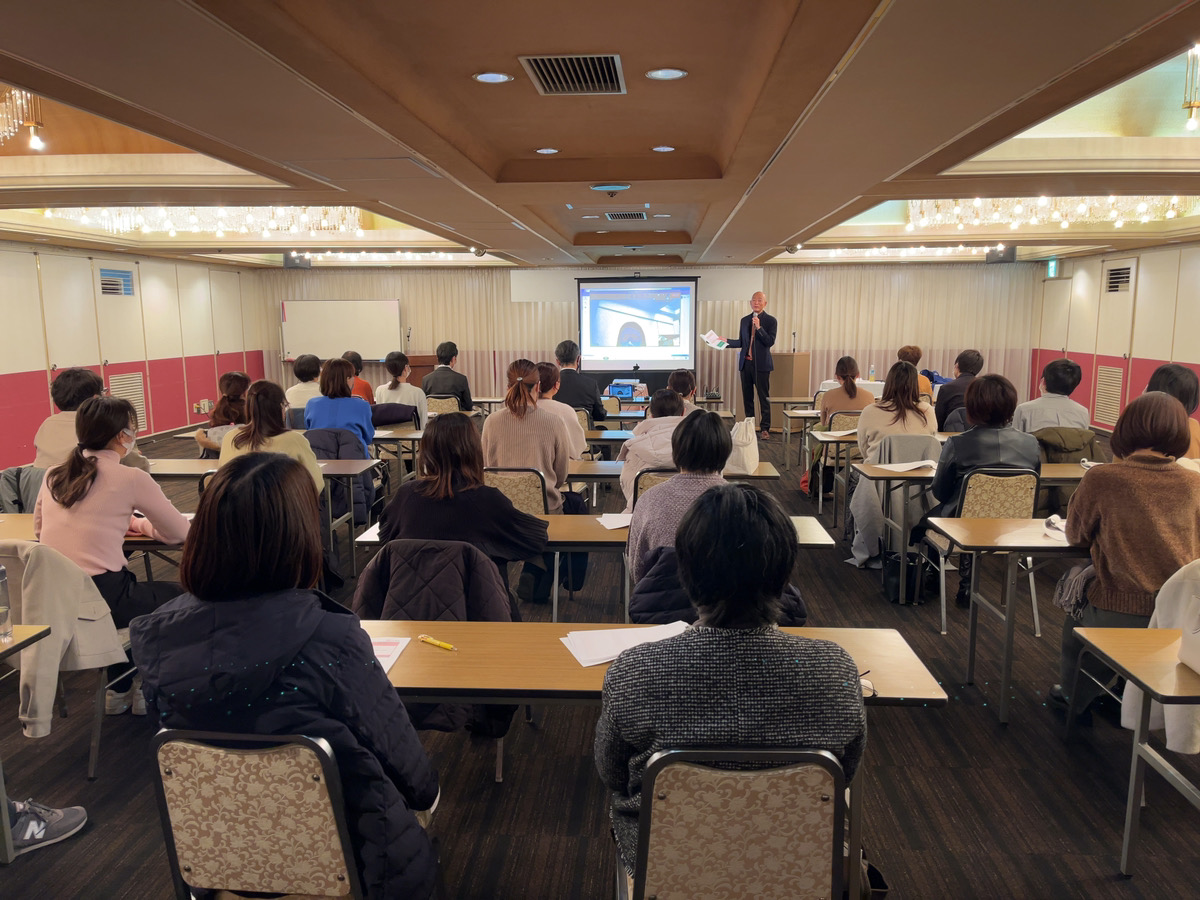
[120,427,137,454]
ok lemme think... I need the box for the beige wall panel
[139,260,185,360]
[209,268,244,353]
[0,249,48,375]
[1066,258,1100,354]
[40,253,100,368]
[92,258,146,364]
[177,266,215,357]
[1131,249,1178,361]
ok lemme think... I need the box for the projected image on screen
[578,279,696,372]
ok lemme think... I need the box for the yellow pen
[418,633,457,652]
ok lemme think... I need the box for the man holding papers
[593,484,866,877]
[721,291,777,440]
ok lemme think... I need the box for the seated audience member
[857,361,937,459]
[129,454,440,898]
[421,341,473,411]
[535,361,588,458]
[595,483,866,877]
[1013,358,1090,433]
[285,353,323,411]
[33,367,149,472]
[627,410,730,582]
[305,357,374,453]
[1147,363,1200,458]
[924,374,1040,607]
[554,339,606,422]
[667,369,700,415]
[934,349,983,430]
[378,412,548,577]
[897,345,934,398]
[375,351,428,427]
[819,356,872,425]
[342,350,376,405]
[617,389,686,512]
[34,396,190,713]
[219,379,323,492]
[196,370,250,457]
[1051,392,1200,716]
[5,796,87,856]
[481,359,571,512]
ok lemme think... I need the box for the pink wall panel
[50,364,101,383]
[1069,353,1095,427]
[147,357,189,433]
[1177,362,1200,426]
[183,354,219,425]
[0,370,52,469]
[216,351,246,378]
[1128,357,1167,410]
[245,350,265,382]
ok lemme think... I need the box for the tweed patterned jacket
[594,624,867,871]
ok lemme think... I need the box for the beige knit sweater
[1066,451,1200,615]
[482,405,571,511]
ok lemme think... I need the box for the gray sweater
[594,624,867,871]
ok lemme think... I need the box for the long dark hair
[878,361,927,426]
[385,351,410,391]
[835,356,860,399]
[232,380,288,450]
[46,396,136,508]
[211,371,250,426]
[180,454,322,601]
[503,359,538,418]
[417,412,485,500]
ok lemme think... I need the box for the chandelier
[43,206,364,238]
[905,196,1197,233]
[0,86,44,149]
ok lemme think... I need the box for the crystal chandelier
[43,205,364,238]
[905,195,1197,232]
[0,86,44,149]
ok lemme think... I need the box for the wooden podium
[768,351,811,426]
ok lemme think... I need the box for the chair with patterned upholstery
[827,410,864,529]
[617,748,845,900]
[151,730,364,900]
[483,467,549,516]
[602,395,621,416]
[425,395,462,418]
[919,392,933,406]
[574,407,594,432]
[632,468,677,508]
[920,467,1041,636]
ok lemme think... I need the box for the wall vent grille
[108,372,147,431]
[1094,365,1123,427]
[1105,266,1132,293]
[519,54,626,95]
[99,268,134,296]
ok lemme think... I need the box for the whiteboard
[281,300,402,361]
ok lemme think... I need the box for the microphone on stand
[405,326,412,351]
[792,331,797,353]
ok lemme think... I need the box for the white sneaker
[104,687,132,715]
[130,675,147,716]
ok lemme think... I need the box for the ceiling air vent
[1105,266,1132,293]
[605,212,647,221]
[519,54,626,95]
[99,268,134,296]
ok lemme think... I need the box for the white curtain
[762,263,1040,398]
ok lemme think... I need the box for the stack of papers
[825,429,857,437]
[561,621,688,667]
[874,460,937,472]
[598,513,633,530]
[370,636,410,671]
[1043,514,1068,542]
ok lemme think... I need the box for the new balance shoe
[9,799,87,856]
[104,687,132,715]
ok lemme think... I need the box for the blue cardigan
[305,396,373,453]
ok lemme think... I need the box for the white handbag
[1177,588,1200,674]
[723,417,760,476]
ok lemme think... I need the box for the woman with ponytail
[819,355,872,425]
[34,396,191,713]
[195,370,251,456]
[481,358,571,512]
[219,380,323,492]
[375,351,428,427]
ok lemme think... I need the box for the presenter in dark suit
[553,339,606,422]
[724,292,777,440]
[421,340,474,411]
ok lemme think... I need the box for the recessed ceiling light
[651,145,675,153]
[536,147,559,155]
[652,214,671,218]
[473,72,514,83]
[590,182,631,193]
[596,230,609,234]
[646,68,688,81]
[582,215,600,219]
[654,229,667,233]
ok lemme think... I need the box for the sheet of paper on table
[874,460,937,472]
[701,329,728,350]
[561,621,688,667]
[825,429,857,437]
[598,513,633,530]
[371,636,410,671]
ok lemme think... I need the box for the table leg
[552,553,561,623]
[898,482,912,606]
[623,554,631,623]
[847,766,863,899]
[998,553,1019,724]
[817,447,825,515]
[1120,696,1153,875]
[784,418,792,471]
[833,445,844,528]
[965,553,979,684]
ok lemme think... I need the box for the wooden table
[584,430,635,446]
[852,462,939,609]
[1069,627,1200,876]
[0,514,179,553]
[361,618,945,900]
[927,517,1088,723]
[0,625,51,864]
[567,459,781,482]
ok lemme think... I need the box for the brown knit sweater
[481,405,571,512]
[1066,452,1200,615]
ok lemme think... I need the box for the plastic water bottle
[0,565,12,642]
[868,363,876,381]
